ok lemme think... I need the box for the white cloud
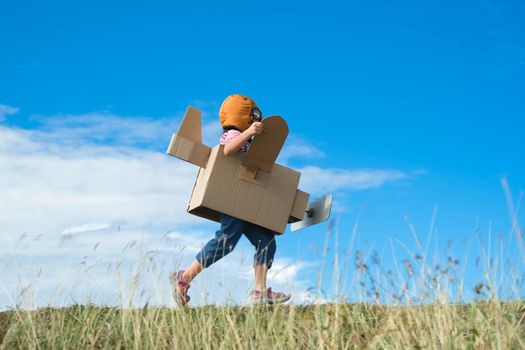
[0,110,319,308]
[278,135,326,163]
[0,104,19,121]
[0,108,420,308]
[298,166,417,195]
[156,230,212,255]
[28,111,179,150]
[61,223,111,235]
[201,120,223,147]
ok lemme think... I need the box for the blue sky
[1,0,524,307]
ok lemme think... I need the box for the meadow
[1,191,524,349]
[1,229,524,349]
[0,300,523,349]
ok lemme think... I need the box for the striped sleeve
[220,129,242,145]
[220,130,251,153]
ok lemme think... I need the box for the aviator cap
[219,94,262,132]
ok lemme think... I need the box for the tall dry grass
[1,220,523,350]
[0,301,523,348]
[1,180,524,348]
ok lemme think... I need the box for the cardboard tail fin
[290,194,333,231]
[166,106,211,168]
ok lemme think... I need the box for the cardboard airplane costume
[166,106,332,234]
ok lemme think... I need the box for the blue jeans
[195,213,277,268]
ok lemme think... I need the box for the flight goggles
[252,107,262,122]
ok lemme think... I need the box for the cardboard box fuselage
[189,144,302,233]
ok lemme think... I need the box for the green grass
[1,301,523,349]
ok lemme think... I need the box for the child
[170,94,291,305]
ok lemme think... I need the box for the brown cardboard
[288,190,310,223]
[242,116,288,173]
[167,106,323,234]
[188,145,300,233]
[166,107,211,168]
[177,106,204,144]
[238,116,288,187]
[167,135,210,169]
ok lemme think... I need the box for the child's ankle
[182,271,192,283]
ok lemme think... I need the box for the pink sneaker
[169,270,191,306]
[251,287,291,304]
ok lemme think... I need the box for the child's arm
[223,122,265,156]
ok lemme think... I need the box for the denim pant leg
[243,222,277,269]
[195,213,244,268]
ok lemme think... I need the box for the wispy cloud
[28,111,178,150]
[278,135,326,164]
[298,166,421,195]
[61,223,111,236]
[0,104,19,121]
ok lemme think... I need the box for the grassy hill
[1,301,523,349]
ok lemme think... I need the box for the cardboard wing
[239,116,288,187]
[166,106,211,168]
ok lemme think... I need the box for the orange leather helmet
[219,94,262,132]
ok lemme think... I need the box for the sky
[1,0,524,308]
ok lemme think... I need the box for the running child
[170,94,291,305]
